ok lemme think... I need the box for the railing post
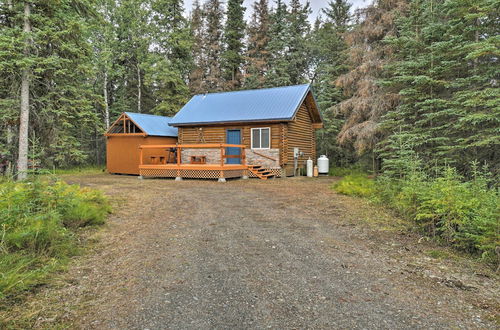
[220,144,224,167]
[176,145,182,180]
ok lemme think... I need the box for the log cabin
[166,84,322,178]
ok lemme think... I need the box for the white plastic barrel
[306,158,313,177]
[317,155,329,174]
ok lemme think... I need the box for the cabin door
[226,129,241,164]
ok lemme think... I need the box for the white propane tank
[306,158,313,177]
[317,155,329,175]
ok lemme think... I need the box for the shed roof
[125,112,178,137]
[169,84,320,126]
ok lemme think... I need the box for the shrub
[0,178,110,299]
[332,164,499,265]
[333,174,375,197]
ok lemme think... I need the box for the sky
[183,0,373,21]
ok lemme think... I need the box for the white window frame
[251,127,271,150]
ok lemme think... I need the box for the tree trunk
[17,2,31,181]
[6,126,13,175]
[6,0,13,175]
[104,70,109,128]
[137,62,141,113]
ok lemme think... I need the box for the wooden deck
[138,144,250,180]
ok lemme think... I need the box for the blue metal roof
[125,112,178,137]
[169,84,312,126]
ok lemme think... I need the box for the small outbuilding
[105,112,178,175]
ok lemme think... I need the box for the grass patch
[333,174,375,197]
[45,166,105,176]
[0,178,111,302]
[424,249,453,260]
[329,166,368,177]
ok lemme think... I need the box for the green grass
[424,249,453,260]
[48,165,105,175]
[333,174,375,197]
[0,178,111,301]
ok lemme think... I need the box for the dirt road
[56,174,498,329]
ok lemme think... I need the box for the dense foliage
[0,178,110,299]
[333,164,499,265]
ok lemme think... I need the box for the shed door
[226,129,241,164]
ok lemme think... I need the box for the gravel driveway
[60,174,498,329]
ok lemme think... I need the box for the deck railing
[138,143,247,168]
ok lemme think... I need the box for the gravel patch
[58,174,499,329]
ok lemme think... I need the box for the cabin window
[251,128,270,149]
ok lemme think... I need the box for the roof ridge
[193,84,310,97]
[125,112,173,119]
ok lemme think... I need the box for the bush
[333,174,375,197]
[333,165,499,265]
[0,178,110,299]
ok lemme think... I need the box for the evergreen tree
[265,0,291,87]
[309,0,352,164]
[148,0,192,115]
[188,0,207,94]
[93,0,117,129]
[112,0,153,113]
[286,0,311,85]
[203,0,224,92]
[244,0,270,89]
[323,0,351,28]
[0,0,18,174]
[0,0,102,169]
[380,0,500,176]
[222,0,246,90]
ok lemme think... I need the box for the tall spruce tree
[266,0,291,87]
[310,0,352,164]
[379,0,500,176]
[0,0,18,174]
[0,0,102,170]
[244,0,270,89]
[286,0,311,85]
[148,0,192,115]
[203,0,224,92]
[222,0,246,90]
[93,0,117,129]
[188,0,206,94]
[112,0,153,113]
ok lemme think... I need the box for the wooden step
[247,164,274,180]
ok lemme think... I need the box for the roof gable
[169,84,321,126]
[106,112,178,137]
[126,112,178,137]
